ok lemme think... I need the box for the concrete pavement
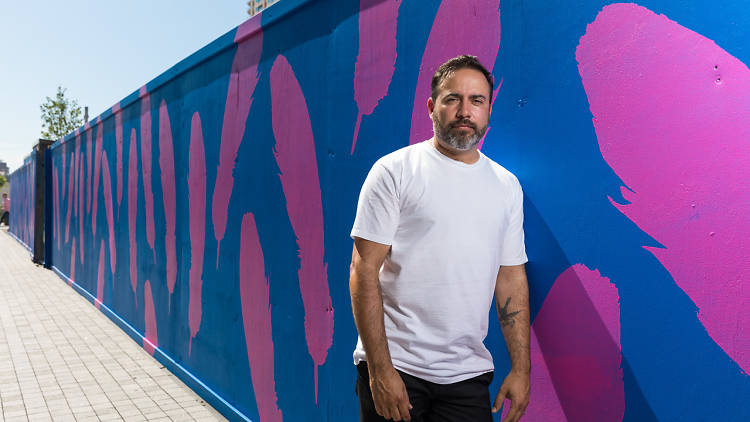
[0,227,227,422]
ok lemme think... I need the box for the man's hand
[492,370,529,422]
[369,366,412,421]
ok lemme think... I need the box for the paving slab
[0,228,227,422]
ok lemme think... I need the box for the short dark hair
[431,55,494,103]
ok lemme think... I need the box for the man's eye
[473,98,485,105]
[444,98,457,103]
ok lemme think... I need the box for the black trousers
[356,362,494,422]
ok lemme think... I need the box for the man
[349,55,530,422]
[1,193,9,226]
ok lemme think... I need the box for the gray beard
[433,118,485,151]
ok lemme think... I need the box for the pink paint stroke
[240,212,283,422]
[143,280,158,356]
[102,152,116,276]
[69,239,76,286]
[351,0,401,154]
[65,148,74,241]
[270,55,334,400]
[576,3,750,373]
[62,141,67,194]
[96,240,105,310]
[128,128,139,300]
[53,165,60,249]
[74,135,80,218]
[188,112,206,354]
[212,26,263,266]
[139,86,156,255]
[158,99,177,305]
[114,102,124,210]
[86,122,93,214]
[523,264,624,422]
[92,117,103,236]
[78,148,84,264]
[408,0,502,144]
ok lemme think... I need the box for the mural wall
[9,152,35,250]
[10,0,749,420]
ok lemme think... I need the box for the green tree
[0,174,6,188]
[40,86,83,140]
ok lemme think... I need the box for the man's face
[429,68,491,151]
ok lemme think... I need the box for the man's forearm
[350,267,393,371]
[496,267,531,374]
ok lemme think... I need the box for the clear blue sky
[0,1,251,172]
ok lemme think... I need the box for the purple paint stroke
[78,147,84,264]
[96,239,105,310]
[139,86,156,256]
[188,112,206,354]
[526,264,624,422]
[62,140,66,192]
[408,0,502,144]
[92,117,103,236]
[128,128,139,300]
[144,280,158,356]
[240,212,283,422]
[69,239,76,286]
[212,25,263,266]
[102,152,116,276]
[576,3,750,373]
[65,147,74,241]
[114,103,124,210]
[270,55,334,400]
[53,165,60,249]
[86,121,92,214]
[351,0,400,154]
[158,99,177,304]
[74,135,80,218]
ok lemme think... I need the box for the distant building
[0,160,8,177]
[248,0,279,16]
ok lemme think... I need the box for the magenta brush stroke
[212,24,263,266]
[53,166,60,249]
[86,122,92,214]
[188,112,206,354]
[65,147,74,242]
[144,280,158,356]
[96,240,105,310]
[158,99,178,304]
[523,264,624,422]
[351,0,400,154]
[102,152,116,276]
[139,86,156,255]
[74,135,80,219]
[270,55,334,400]
[62,141,66,194]
[128,128,139,300]
[69,239,75,286]
[408,0,502,145]
[240,212,283,422]
[92,118,103,236]
[78,147,84,264]
[114,103,124,210]
[576,3,750,373]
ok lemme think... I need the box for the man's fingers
[504,401,523,422]
[397,397,412,421]
[492,389,507,413]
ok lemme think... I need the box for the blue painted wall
[9,0,750,420]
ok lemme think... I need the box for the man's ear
[427,97,435,114]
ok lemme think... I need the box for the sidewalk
[0,227,226,422]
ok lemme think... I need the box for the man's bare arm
[350,237,411,421]
[492,264,530,422]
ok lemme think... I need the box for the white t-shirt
[351,140,528,384]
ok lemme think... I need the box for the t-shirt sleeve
[499,180,528,266]
[350,162,400,246]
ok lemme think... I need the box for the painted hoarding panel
[8,0,747,421]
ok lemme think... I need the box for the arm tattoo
[499,297,521,328]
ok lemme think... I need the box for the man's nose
[456,100,472,119]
